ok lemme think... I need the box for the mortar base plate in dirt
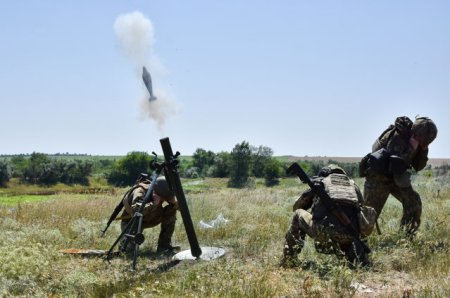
[60,249,109,256]
[172,246,225,261]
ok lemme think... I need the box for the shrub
[251,146,274,178]
[0,160,12,187]
[207,152,230,178]
[264,158,281,186]
[107,151,151,186]
[23,153,59,185]
[228,141,252,188]
[192,148,216,177]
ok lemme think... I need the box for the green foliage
[56,159,93,185]
[228,141,252,188]
[264,158,281,186]
[23,152,58,185]
[91,158,115,178]
[21,153,93,186]
[251,145,274,178]
[207,151,230,178]
[0,159,12,187]
[192,148,215,177]
[9,155,28,178]
[107,151,151,186]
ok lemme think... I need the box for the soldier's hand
[152,191,163,206]
[409,136,420,151]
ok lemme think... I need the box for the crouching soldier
[120,175,180,255]
[282,165,374,268]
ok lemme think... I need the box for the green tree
[10,155,28,178]
[192,148,216,177]
[228,141,252,188]
[23,152,59,185]
[58,160,93,185]
[207,152,230,178]
[107,151,151,186]
[251,145,274,177]
[0,160,12,187]
[264,158,281,186]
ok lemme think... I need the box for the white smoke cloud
[114,11,178,129]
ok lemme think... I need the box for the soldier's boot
[156,243,181,256]
[342,241,371,269]
[280,231,304,268]
[400,217,420,239]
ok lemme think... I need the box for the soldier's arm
[293,189,314,211]
[411,147,429,171]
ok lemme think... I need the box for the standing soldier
[120,176,180,255]
[361,116,437,235]
[282,165,371,268]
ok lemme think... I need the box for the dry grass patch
[1,176,450,296]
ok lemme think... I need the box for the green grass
[0,195,53,206]
[1,176,450,297]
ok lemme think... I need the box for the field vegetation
[1,170,450,297]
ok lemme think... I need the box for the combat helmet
[318,164,347,177]
[412,117,437,146]
[154,177,174,198]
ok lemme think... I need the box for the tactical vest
[312,173,359,220]
[322,173,359,206]
[122,180,151,216]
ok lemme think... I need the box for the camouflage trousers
[284,209,353,257]
[121,204,177,249]
[364,174,421,233]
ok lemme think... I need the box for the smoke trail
[114,11,178,128]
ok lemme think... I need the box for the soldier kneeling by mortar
[120,175,180,255]
[282,164,376,268]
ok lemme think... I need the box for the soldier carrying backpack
[360,116,437,235]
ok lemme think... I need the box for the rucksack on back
[361,116,413,177]
[375,116,413,150]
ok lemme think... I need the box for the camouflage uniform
[283,165,367,266]
[120,179,178,251]
[363,116,437,234]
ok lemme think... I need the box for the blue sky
[1,1,449,158]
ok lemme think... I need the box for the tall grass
[1,177,450,296]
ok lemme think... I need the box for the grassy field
[1,175,450,297]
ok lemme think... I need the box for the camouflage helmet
[412,117,437,145]
[154,177,174,198]
[318,164,347,177]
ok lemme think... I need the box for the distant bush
[207,152,230,178]
[9,155,28,178]
[0,160,12,187]
[192,148,216,177]
[57,160,93,185]
[228,141,252,188]
[107,151,151,186]
[21,153,92,186]
[264,158,281,187]
[251,146,274,178]
[23,153,59,185]
[184,167,200,179]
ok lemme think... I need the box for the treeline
[104,141,363,188]
[2,141,448,188]
[0,153,94,186]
